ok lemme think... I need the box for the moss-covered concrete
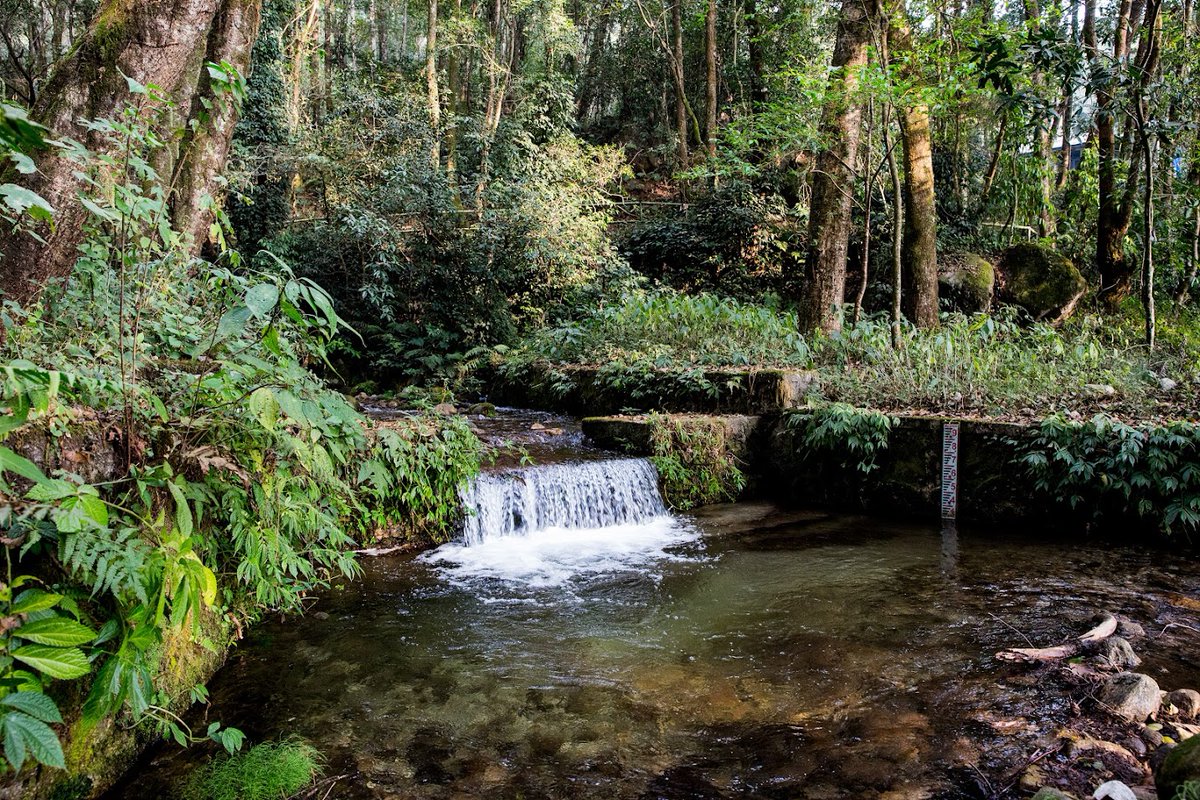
[583,412,1054,524]
[493,365,817,416]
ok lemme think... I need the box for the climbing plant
[648,414,747,510]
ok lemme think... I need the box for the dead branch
[995,613,1117,663]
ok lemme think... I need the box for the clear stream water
[112,414,1200,800]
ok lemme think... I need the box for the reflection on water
[112,502,1200,799]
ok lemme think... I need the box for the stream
[111,410,1200,799]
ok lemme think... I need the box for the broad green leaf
[167,480,193,538]
[1,692,62,724]
[216,305,252,340]
[247,387,279,431]
[10,590,62,615]
[13,644,91,679]
[0,183,54,219]
[244,283,280,319]
[14,617,96,648]
[0,446,47,483]
[25,478,76,501]
[3,710,65,769]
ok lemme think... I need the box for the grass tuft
[179,739,322,800]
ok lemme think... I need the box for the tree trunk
[705,0,717,160]
[744,0,767,106]
[174,0,265,248]
[798,0,877,333]
[446,0,462,186]
[889,9,939,328]
[0,0,262,307]
[1093,0,1134,306]
[427,0,440,173]
[671,0,689,167]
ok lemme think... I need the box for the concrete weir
[582,412,1044,524]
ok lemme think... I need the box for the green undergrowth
[647,414,747,510]
[0,82,481,779]
[178,739,322,800]
[784,403,898,475]
[502,290,1198,419]
[1020,414,1200,535]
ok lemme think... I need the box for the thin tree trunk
[745,0,766,105]
[0,0,262,306]
[1093,0,1134,305]
[798,0,877,333]
[446,0,462,187]
[885,107,904,348]
[980,115,1007,206]
[671,0,689,167]
[855,99,876,324]
[174,0,265,248]
[426,0,440,173]
[705,0,718,160]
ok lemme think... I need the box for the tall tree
[888,2,938,327]
[798,0,877,333]
[705,0,718,160]
[427,0,441,172]
[0,0,264,307]
[671,0,689,166]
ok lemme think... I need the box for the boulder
[1169,690,1200,720]
[939,252,995,313]
[996,243,1088,325]
[1156,735,1200,799]
[1100,673,1162,723]
[1093,637,1142,670]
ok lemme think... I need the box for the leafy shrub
[621,183,801,299]
[179,739,322,800]
[1020,414,1200,535]
[785,403,898,474]
[0,79,481,774]
[648,414,747,510]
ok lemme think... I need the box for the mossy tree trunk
[0,0,263,307]
[798,0,877,334]
[888,7,939,328]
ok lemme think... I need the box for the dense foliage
[0,81,480,777]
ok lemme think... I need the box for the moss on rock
[938,252,995,313]
[996,243,1088,326]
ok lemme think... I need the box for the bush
[648,414,747,509]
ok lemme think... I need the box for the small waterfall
[459,458,667,544]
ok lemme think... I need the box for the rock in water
[1101,673,1162,723]
[1156,735,1200,799]
[938,252,995,313]
[1092,781,1137,800]
[1169,690,1200,720]
[996,243,1088,325]
[1094,637,1142,670]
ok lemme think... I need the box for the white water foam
[421,458,699,587]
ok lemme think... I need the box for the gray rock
[1101,672,1162,722]
[1094,637,1142,670]
[1169,690,1200,720]
[1118,619,1147,639]
[1157,735,1200,799]
[1141,725,1165,748]
[1161,377,1179,392]
[1092,781,1137,800]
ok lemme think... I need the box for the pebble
[1161,377,1178,391]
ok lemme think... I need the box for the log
[995,614,1117,663]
